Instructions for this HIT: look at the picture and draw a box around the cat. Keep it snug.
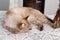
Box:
[3,7,57,33]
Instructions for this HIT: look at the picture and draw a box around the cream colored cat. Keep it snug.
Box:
[3,7,57,33]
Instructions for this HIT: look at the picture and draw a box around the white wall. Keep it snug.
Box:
[0,0,9,10]
[44,0,59,16]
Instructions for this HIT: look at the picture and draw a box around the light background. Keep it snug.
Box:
[0,0,60,40]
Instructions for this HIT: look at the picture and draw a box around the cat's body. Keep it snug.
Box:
[3,7,57,33]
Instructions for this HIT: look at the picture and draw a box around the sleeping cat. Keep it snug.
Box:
[3,7,57,33]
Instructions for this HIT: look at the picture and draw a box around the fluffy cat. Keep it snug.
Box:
[3,7,57,33]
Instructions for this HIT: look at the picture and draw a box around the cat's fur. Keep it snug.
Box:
[3,7,57,33]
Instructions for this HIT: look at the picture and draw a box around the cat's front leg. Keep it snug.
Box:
[36,20,43,31]
[27,15,43,31]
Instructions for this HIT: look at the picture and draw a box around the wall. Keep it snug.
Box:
[9,0,23,9]
[0,0,9,11]
[44,0,59,16]
[0,0,59,17]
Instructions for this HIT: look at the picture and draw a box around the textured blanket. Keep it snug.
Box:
[0,11,60,40]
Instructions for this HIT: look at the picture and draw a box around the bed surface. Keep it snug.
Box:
[0,11,60,40]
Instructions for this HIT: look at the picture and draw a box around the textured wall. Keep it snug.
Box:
[0,0,9,11]
[9,0,23,9]
[44,0,59,16]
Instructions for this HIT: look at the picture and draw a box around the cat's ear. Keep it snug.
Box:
[53,8,60,22]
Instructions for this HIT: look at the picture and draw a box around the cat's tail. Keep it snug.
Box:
[46,16,54,23]
[45,16,57,28]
